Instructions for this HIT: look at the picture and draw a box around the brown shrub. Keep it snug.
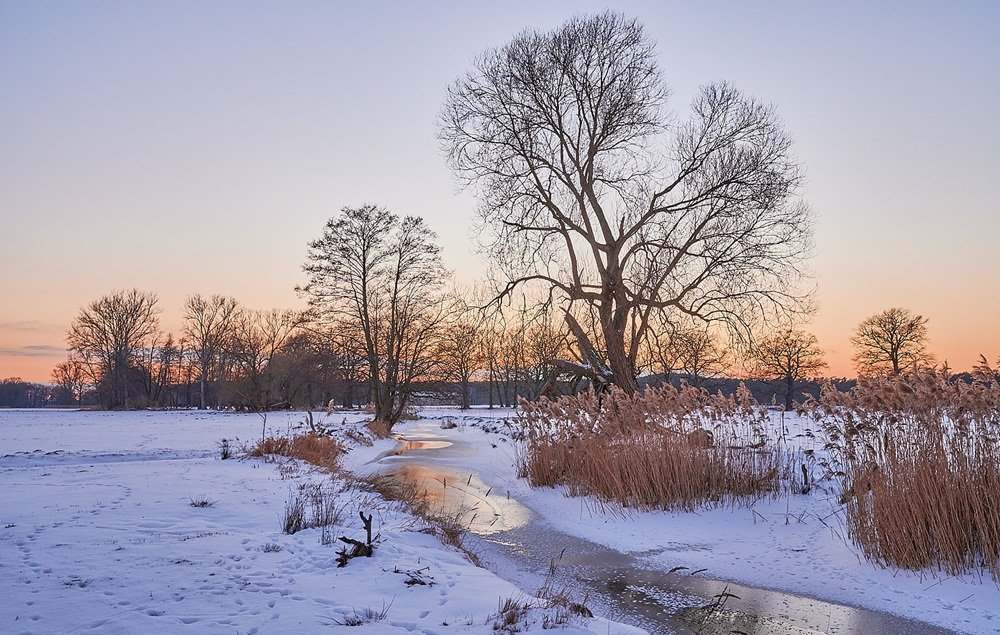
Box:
[517,384,786,512]
[250,432,343,471]
[808,367,1000,576]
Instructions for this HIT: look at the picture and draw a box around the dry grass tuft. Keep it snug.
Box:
[808,366,1000,576]
[367,418,393,439]
[282,482,350,534]
[490,597,533,634]
[250,432,343,470]
[518,384,786,512]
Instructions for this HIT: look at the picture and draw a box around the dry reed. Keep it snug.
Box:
[249,432,343,471]
[808,365,1000,576]
[518,384,786,512]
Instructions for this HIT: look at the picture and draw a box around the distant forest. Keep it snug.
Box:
[0,372,856,411]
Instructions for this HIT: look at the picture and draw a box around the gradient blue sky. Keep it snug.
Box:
[2,1,998,380]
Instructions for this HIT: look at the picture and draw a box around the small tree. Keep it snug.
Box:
[301,205,447,432]
[851,308,933,376]
[52,356,90,406]
[438,305,485,410]
[183,294,240,409]
[656,327,729,388]
[229,308,303,410]
[753,328,827,410]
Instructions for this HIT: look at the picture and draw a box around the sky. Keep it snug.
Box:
[1,1,998,381]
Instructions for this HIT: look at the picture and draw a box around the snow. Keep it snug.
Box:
[4,406,999,634]
[0,409,641,635]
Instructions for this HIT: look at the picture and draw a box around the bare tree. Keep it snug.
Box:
[301,205,447,431]
[67,289,160,409]
[229,308,304,410]
[183,294,240,409]
[667,328,729,388]
[440,12,812,392]
[752,328,827,410]
[438,303,486,410]
[134,330,181,407]
[52,356,90,406]
[851,308,933,376]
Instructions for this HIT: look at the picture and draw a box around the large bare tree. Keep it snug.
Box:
[301,205,447,431]
[440,12,812,391]
[67,289,160,408]
[752,328,827,410]
[851,308,933,376]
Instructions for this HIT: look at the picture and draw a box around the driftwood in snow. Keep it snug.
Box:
[336,511,374,567]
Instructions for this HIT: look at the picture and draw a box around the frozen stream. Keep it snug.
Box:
[373,422,956,635]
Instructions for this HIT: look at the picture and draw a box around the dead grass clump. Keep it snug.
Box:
[518,384,785,511]
[367,418,393,439]
[282,482,349,534]
[345,427,374,447]
[326,600,392,627]
[250,432,343,470]
[283,494,306,534]
[808,365,1000,576]
[189,495,217,508]
[490,597,533,634]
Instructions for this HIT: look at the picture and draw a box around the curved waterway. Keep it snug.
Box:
[373,422,955,635]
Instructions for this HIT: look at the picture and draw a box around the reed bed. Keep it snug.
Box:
[249,432,344,471]
[517,384,787,512]
[808,366,1000,576]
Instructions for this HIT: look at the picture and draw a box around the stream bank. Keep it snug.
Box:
[366,420,957,635]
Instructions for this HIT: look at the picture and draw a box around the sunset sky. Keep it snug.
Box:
[2,1,998,382]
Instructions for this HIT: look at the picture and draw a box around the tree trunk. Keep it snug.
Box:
[460,377,470,410]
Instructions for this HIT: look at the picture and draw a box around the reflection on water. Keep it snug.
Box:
[386,463,532,535]
[398,439,452,452]
[377,424,955,635]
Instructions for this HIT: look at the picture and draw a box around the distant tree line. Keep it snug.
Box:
[0,378,58,408]
[41,218,969,427]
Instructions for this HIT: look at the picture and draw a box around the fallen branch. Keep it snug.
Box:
[336,511,375,567]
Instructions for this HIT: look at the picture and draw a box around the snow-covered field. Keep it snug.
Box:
[0,408,640,635]
[3,407,999,634]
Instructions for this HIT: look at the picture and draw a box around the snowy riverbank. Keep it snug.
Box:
[0,408,640,635]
